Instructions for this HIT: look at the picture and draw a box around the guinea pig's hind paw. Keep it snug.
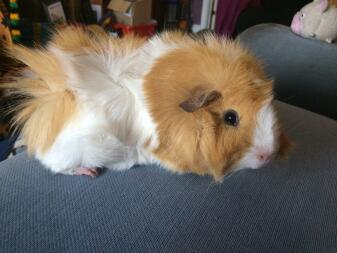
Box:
[74,167,100,178]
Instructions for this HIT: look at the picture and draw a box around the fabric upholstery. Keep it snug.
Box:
[0,101,336,253]
[239,24,337,120]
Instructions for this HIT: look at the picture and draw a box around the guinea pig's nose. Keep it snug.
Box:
[256,152,272,163]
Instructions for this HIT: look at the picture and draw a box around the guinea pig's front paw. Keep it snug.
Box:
[74,167,101,178]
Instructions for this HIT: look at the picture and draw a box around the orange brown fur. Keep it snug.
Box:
[144,35,273,179]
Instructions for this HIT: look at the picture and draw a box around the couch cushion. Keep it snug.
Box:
[239,24,337,120]
[0,101,336,252]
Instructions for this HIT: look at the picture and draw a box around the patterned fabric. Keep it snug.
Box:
[0,101,336,252]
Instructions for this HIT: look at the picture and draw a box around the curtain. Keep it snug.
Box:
[215,0,261,36]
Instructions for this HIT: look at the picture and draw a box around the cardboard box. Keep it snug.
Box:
[108,0,152,26]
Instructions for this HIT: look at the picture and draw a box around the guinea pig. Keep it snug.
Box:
[291,0,337,43]
[2,27,290,181]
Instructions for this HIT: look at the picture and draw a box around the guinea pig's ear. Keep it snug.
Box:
[315,0,329,12]
[180,87,222,112]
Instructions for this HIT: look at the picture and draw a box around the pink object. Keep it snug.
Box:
[74,167,100,177]
[215,0,261,36]
[318,0,329,12]
[256,151,272,163]
[291,12,302,35]
[290,0,337,43]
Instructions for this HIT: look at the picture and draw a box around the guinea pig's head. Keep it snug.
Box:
[144,34,291,180]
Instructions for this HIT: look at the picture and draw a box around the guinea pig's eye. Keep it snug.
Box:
[223,110,239,127]
[301,12,305,18]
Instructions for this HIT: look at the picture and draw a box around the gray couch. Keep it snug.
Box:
[239,24,337,120]
[0,24,336,252]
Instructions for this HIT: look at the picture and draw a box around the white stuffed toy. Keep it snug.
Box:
[291,0,337,43]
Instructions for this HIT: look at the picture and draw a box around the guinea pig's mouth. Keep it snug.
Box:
[253,152,276,168]
[228,148,276,173]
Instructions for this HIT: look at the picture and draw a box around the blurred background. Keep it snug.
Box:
[0,0,312,46]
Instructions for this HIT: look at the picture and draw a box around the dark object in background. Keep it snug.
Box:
[80,0,97,24]
[234,0,312,36]
[42,0,66,24]
[20,18,54,47]
[9,0,51,46]
[154,0,191,32]
[215,0,261,37]
[19,0,47,22]
[0,1,11,47]
[177,0,191,31]
[0,0,7,16]
[6,0,96,25]
[163,0,179,30]
[0,133,18,161]
[151,0,164,30]
[262,0,310,9]
[0,2,14,74]
[63,0,96,24]
[8,0,21,42]
[4,0,97,46]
